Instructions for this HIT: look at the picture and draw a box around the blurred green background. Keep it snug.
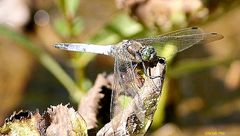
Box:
[0,0,240,135]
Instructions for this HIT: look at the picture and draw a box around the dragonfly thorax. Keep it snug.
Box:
[124,40,157,62]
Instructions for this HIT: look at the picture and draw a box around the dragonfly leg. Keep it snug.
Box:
[141,62,148,76]
[142,58,165,79]
[137,60,163,79]
[149,75,163,79]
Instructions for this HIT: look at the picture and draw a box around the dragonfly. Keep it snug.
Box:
[54,27,223,135]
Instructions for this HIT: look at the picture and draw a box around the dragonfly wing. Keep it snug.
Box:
[134,27,223,52]
[110,47,145,134]
[99,57,166,136]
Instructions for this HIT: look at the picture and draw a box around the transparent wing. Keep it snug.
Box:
[110,47,145,133]
[134,27,224,52]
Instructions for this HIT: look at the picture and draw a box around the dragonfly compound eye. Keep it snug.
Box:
[141,46,157,61]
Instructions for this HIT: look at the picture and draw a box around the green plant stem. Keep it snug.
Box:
[169,57,235,78]
[0,25,83,102]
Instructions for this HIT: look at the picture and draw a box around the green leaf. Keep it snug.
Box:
[156,43,177,62]
[54,18,71,37]
[109,14,143,37]
[57,0,80,17]
[73,17,84,35]
[57,0,66,13]
[90,28,121,44]
[66,0,80,17]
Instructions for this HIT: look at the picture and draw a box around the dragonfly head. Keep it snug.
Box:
[141,46,157,62]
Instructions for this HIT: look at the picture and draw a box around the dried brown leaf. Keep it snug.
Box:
[46,104,87,136]
[0,104,87,136]
[78,73,112,129]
